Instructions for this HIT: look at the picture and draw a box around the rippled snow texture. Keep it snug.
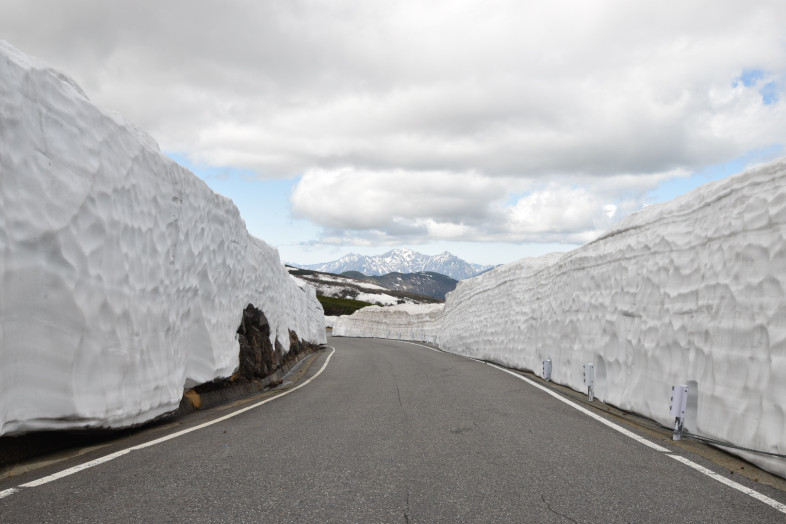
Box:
[0,42,325,435]
[334,160,786,477]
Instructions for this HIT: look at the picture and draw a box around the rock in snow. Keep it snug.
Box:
[0,41,325,436]
[335,159,786,478]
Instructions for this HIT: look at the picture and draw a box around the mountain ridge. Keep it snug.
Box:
[293,248,492,280]
[341,270,458,300]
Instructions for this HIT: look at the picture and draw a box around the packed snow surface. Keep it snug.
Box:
[334,159,786,478]
[0,42,325,435]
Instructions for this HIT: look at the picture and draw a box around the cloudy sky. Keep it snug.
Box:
[2,1,785,265]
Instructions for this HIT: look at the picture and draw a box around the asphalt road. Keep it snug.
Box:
[1,336,785,523]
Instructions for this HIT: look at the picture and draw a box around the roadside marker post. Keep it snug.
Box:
[584,363,595,402]
[542,359,552,381]
[670,384,688,441]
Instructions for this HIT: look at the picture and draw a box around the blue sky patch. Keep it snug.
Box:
[734,69,766,88]
[732,69,780,105]
[165,152,317,248]
[649,144,783,204]
[760,81,779,105]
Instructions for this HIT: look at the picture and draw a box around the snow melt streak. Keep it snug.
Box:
[0,42,325,435]
[335,161,786,477]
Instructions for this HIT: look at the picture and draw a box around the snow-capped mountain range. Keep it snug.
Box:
[294,249,493,280]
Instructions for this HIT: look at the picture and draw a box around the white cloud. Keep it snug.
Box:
[2,0,786,247]
[291,166,684,245]
[506,187,603,234]
[291,168,505,229]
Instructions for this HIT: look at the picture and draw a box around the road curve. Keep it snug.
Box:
[1,337,785,523]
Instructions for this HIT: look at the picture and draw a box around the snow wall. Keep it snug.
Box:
[0,41,326,436]
[333,303,443,342]
[334,159,786,478]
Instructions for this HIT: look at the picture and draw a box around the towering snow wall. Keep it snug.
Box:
[0,41,325,436]
[332,303,443,342]
[334,159,786,477]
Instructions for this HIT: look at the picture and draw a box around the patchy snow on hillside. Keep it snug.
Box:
[355,292,399,305]
[307,273,389,291]
[0,41,325,436]
[334,158,786,478]
[287,267,436,307]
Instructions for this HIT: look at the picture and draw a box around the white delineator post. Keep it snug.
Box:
[543,359,552,382]
[584,363,595,402]
[670,384,689,441]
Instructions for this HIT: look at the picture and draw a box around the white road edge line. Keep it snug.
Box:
[352,340,786,515]
[484,362,670,453]
[400,340,443,353]
[669,455,786,514]
[0,488,19,499]
[400,341,662,449]
[6,347,336,495]
[481,359,786,516]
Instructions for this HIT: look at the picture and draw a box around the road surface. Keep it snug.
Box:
[1,336,785,522]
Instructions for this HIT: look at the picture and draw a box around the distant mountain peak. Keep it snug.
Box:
[294,249,492,280]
